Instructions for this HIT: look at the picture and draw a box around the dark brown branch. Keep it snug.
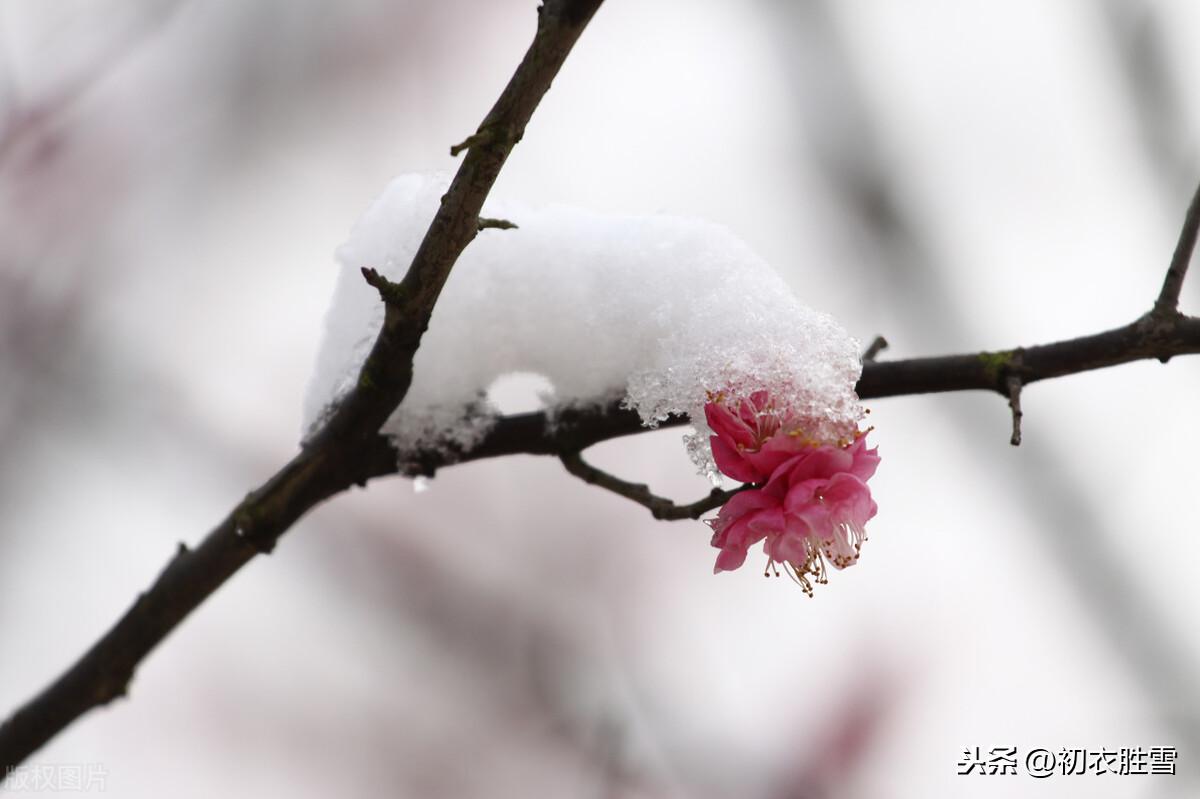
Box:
[335,0,603,443]
[433,193,1188,469]
[559,451,743,520]
[360,266,405,306]
[367,311,1200,481]
[449,128,499,157]
[862,335,888,362]
[0,0,605,770]
[1154,180,1200,316]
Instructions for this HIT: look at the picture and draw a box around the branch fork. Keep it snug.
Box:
[360,266,407,307]
[450,123,521,157]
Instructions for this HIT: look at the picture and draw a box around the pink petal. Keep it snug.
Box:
[743,435,808,479]
[709,490,783,572]
[710,435,762,484]
[785,445,854,484]
[713,515,766,566]
[714,546,749,573]
[716,486,777,521]
[737,393,769,428]
[787,500,834,541]
[847,438,881,482]
[746,506,785,539]
[724,508,773,552]
[768,528,811,565]
[822,473,878,527]
[761,453,807,496]
[782,478,822,515]
[709,491,775,549]
[705,402,755,449]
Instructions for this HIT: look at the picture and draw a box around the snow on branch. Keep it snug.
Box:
[304,174,865,477]
[375,301,1200,483]
[304,173,883,588]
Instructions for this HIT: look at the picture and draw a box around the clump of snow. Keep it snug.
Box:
[304,174,864,475]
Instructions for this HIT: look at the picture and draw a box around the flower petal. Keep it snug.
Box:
[714,545,749,573]
[746,506,785,539]
[785,445,854,484]
[743,435,809,479]
[713,509,773,572]
[716,486,776,522]
[786,499,834,542]
[710,435,761,484]
[705,401,755,449]
[768,527,811,566]
[781,477,821,514]
[822,473,877,527]
[847,438,881,482]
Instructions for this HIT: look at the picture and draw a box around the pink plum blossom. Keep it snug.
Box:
[705,391,879,595]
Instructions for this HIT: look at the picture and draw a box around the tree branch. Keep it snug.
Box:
[0,0,605,770]
[478,217,519,231]
[370,205,1200,481]
[558,451,743,520]
[862,335,888,363]
[1006,374,1024,446]
[1154,180,1200,316]
[369,310,1200,481]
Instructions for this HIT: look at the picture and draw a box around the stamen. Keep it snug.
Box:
[782,560,813,596]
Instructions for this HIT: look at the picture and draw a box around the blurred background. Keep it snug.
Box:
[1,1,1198,796]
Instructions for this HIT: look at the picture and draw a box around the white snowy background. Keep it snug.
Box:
[1,1,1198,797]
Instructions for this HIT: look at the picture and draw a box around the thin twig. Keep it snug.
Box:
[478,217,519,231]
[862,335,888,362]
[559,451,743,520]
[1154,180,1200,316]
[1006,375,1023,446]
[360,266,405,306]
[450,127,503,157]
